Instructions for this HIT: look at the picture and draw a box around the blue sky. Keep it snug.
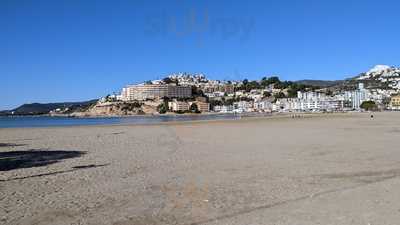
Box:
[1,0,400,110]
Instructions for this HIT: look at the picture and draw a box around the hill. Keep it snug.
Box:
[295,79,344,87]
[0,100,98,116]
[327,65,400,92]
[354,65,400,90]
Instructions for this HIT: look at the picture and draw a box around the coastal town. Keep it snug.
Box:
[3,64,400,117]
[86,65,400,116]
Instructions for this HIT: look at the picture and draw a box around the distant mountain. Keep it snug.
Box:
[0,100,98,116]
[0,110,10,116]
[295,79,344,87]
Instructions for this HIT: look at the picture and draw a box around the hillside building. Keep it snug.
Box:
[390,95,400,110]
[168,101,190,112]
[121,84,192,101]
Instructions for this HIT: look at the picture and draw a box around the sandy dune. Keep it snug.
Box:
[1,112,400,225]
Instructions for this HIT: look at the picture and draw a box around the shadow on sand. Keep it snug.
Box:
[0,163,109,182]
[0,149,86,171]
[0,143,27,148]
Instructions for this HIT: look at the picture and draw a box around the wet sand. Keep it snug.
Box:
[1,112,400,225]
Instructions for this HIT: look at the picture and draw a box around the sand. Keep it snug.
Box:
[1,112,400,225]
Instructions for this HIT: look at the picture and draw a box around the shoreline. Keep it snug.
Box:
[0,111,379,130]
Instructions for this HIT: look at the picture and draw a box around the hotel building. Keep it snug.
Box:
[194,101,210,112]
[121,84,192,101]
[168,101,190,112]
[168,100,210,112]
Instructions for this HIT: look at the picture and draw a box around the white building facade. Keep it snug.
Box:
[121,84,192,101]
[344,83,370,110]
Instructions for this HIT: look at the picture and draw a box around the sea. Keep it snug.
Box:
[0,114,243,128]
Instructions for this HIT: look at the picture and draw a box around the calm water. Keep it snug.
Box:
[0,114,241,128]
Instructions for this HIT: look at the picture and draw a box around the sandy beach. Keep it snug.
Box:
[1,112,400,225]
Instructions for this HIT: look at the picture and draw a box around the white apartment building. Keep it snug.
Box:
[344,83,370,109]
[205,91,225,98]
[297,91,326,100]
[213,105,234,113]
[192,101,210,112]
[296,90,344,111]
[121,84,192,101]
[233,101,253,113]
[253,100,273,112]
[168,101,190,112]
[276,98,344,112]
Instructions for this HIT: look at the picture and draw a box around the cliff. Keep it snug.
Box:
[68,101,160,117]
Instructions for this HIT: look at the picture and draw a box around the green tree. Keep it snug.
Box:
[163,77,173,84]
[209,100,223,111]
[224,98,236,106]
[260,76,280,87]
[191,86,205,97]
[247,81,261,90]
[360,101,378,111]
[274,92,286,99]
[274,81,292,89]
[263,92,272,98]
[190,103,200,113]
[157,102,168,114]
[286,87,299,98]
[268,76,280,84]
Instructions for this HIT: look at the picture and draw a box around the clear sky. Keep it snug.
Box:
[1,0,400,110]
